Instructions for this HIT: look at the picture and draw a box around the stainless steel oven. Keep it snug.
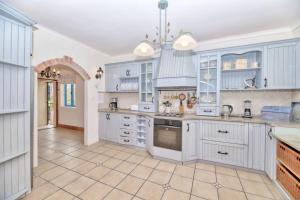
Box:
[154,118,182,151]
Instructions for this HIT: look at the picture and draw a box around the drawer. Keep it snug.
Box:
[277,163,300,200]
[120,129,136,137]
[202,140,248,167]
[139,104,155,112]
[120,121,136,130]
[119,136,135,145]
[277,142,300,178]
[120,114,137,123]
[197,106,219,116]
[201,121,248,145]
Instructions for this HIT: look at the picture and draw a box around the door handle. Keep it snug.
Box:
[187,123,190,132]
[264,78,268,88]
[267,128,272,140]
[126,70,130,77]
[123,123,130,127]
[218,130,228,134]
[148,119,150,127]
[217,151,228,155]
[116,84,119,91]
[107,113,110,120]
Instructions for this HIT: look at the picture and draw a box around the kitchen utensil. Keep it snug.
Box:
[243,100,252,118]
[178,93,186,114]
[109,98,118,111]
[222,105,233,118]
[291,102,300,122]
[244,75,256,89]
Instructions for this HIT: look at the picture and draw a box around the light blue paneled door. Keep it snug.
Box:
[0,11,33,200]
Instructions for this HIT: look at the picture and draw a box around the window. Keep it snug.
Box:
[63,83,76,107]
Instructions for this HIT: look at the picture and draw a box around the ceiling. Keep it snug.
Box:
[3,0,300,56]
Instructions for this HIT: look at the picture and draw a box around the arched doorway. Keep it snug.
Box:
[34,56,91,166]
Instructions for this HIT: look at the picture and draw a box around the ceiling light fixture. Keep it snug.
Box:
[133,0,197,57]
[40,67,61,79]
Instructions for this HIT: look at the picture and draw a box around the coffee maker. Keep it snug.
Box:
[109,98,118,111]
[243,100,252,118]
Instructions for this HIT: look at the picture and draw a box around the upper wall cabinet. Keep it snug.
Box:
[263,41,300,89]
[139,59,157,112]
[105,62,139,92]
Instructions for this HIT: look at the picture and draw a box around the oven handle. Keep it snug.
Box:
[155,125,182,129]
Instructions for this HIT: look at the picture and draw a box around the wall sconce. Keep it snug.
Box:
[95,67,104,79]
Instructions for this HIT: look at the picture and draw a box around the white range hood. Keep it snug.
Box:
[154,45,196,88]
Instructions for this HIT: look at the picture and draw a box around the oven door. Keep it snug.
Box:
[154,125,182,151]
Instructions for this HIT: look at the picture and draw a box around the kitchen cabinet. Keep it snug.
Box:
[146,116,154,154]
[248,123,266,171]
[139,60,157,112]
[105,64,121,92]
[119,62,139,78]
[182,120,198,162]
[99,112,119,143]
[196,52,221,116]
[265,126,277,180]
[263,42,298,89]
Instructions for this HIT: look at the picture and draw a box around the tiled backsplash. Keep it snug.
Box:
[99,90,300,116]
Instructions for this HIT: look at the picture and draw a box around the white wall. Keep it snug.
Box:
[37,79,47,127]
[58,69,85,128]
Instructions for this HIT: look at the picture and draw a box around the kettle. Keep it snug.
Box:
[222,105,233,117]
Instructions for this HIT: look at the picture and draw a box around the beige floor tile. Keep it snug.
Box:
[241,179,273,199]
[218,187,247,200]
[79,152,98,160]
[169,175,193,193]
[196,162,216,172]
[117,175,145,195]
[266,183,285,200]
[50,170,81,188]
[113,151,132,160]
[135,150,150,157]
[114,161,136,174]
[148,169,172,185]
[155,161,176,173]
[73,162,97,174]
[103,158,122,169]
[192,180,218,200]
[79,182,113,200]
[90,154,110,164]
[61,146,80,154]
[217,174,243,191]
[100,170,126,187]
[141,158,160,168]
[24,183,59,200]
[246,193,274,200]
[260,175,273,185]
[51,154,73,165]
[44,189,75,200]
[216,166,237,177]
[61,158,85,169]
[33,161,56,176]
[136,181,164,200]
[194,169,216,183]
[92,146,110,154]
[130,165,153,179]
[174,165,195,179]
[185,162,196,168]
[104,189,133,200]
[33,176,46,188]
[68,149,88,157]
[190,195,206,200]
[127,154,146,164]
[237,170,264,182]
[162,189,190,200]
[103,149,120,157]
[64,176,96,196]
[85,165,111,180]
[40,166,68,181]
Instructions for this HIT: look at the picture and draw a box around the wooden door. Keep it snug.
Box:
[0,13,33,199]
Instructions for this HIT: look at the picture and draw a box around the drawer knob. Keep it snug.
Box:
[124,124,130,127]
[124,139,130,142]
[124,131,130,135]
[204,109,212,113]
[217,151,228,155]
[124,116,130,119]
[218,130,228,134]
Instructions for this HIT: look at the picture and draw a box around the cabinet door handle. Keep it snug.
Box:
[108,113,110,120]
[152,96,154,103]
[105,113,108,120]
[187,123,190,132]
[264,78,268,88]
[218,130,228,134]
[124,139,130,143]
[148,119,150,127]
[217,151,228,155]
[123,131,130,135]
[123,123,130,127]
[144,106,149,110]
[126,70,130,77]
[116,84,119,91]
[124,116,130,119]
[204,109,212,113]
[267,128,272,140]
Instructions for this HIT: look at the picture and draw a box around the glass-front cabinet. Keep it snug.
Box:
[196,53,221,116]
[139,60,157,112]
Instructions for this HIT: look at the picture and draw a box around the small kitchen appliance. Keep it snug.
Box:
[290,102,300,122]
[243,100,252,118]
[222,105,233,118]
[109,98,118,111]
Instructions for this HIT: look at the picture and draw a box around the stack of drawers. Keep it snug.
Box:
[201,120,248,167]
[276,142,300,200]
[119,114,137,145]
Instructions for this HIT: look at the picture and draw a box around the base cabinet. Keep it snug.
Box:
[265,126,276,180]
[146,117,154,154]
[99,112,119,143]
[182,121,198,162]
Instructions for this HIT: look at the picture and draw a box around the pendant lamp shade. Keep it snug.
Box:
[133,40,155,57]
[173,33,197,51]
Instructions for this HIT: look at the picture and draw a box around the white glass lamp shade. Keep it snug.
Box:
[173,33,198,51]
[133,40,155,57]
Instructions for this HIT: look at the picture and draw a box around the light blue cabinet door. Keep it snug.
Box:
[182,121,198,161]
[105,65,120,92]
[296,42,300,88]
[119,63,139,78]
[264,42,297,89]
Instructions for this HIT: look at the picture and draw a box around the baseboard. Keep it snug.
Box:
[57,124,84,131]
